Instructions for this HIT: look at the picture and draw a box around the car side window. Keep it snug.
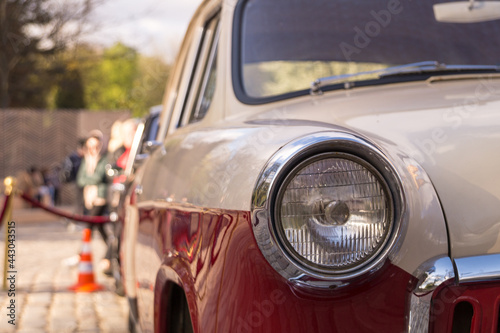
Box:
[178,14,220,127]
[190,44,218,123]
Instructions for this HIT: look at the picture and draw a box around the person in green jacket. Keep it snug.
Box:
[77,130,110,268]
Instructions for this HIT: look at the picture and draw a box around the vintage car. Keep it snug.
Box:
[121,0,500,332]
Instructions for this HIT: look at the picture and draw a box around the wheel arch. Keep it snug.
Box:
[155,262,198,333]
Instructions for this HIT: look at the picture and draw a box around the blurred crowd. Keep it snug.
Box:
[15,118,138,210]
[16,165,63,207]
[14,118,139,274]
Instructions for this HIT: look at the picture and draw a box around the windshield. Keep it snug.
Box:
[236,0,500,101]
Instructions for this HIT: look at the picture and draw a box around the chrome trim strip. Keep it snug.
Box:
[125,122,145,176]
[412,256,456,296]
[408,295,432,333]
[251,131,406,288]
[455,253,500,283]
[408,256,455,333]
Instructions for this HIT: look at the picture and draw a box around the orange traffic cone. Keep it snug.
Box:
[69,228,104,292]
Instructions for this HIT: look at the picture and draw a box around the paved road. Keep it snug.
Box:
[0,219,129,333]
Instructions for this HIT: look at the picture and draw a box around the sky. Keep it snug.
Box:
[83,0,202,63]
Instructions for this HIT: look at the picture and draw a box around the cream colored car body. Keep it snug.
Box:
[124,0,500,331]
[148,0,500,267]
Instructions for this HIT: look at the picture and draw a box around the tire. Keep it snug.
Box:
[128,312,137,333]
[128,297,139,333]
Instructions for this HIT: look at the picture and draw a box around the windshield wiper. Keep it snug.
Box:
[310,61,500,95]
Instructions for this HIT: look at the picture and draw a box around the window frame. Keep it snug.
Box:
[189,33,219,124]
[159,2,221,139]
[231,0,308,106]
[178,15,221,127]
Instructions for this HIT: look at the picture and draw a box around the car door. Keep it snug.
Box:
[134,4,221,331]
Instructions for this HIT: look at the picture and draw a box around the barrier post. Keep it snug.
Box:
[2,177,15,291]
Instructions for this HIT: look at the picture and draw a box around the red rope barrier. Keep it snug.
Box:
[19,193,111,224]
[0,194,12,229]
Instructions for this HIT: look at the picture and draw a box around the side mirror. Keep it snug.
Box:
[142,140,162,155]
[133,153,149,169]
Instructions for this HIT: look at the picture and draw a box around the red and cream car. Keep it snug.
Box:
[122,0,500,332]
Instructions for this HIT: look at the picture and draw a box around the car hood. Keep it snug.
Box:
[252,75,500,259]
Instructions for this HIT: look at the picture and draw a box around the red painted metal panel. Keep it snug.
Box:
[139,206,415,333]
[431,282,500,333]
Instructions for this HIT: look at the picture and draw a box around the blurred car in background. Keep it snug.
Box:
[106,105,162,295]
[122,0,500,332]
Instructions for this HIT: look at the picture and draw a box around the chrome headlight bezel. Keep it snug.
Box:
[251,132,406,288]
[274,151,395,275]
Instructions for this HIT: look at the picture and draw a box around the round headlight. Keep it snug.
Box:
[275,152,393,274]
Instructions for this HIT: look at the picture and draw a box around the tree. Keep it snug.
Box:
[84,42,139,111]
[130,54,171,116]
[0,0,101,109]
[82,42,171,116]
[55,67,85,109]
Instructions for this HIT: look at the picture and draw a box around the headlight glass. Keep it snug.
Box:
[276,153,393,273]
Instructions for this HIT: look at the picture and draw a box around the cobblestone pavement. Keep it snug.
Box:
[0,219,129,333]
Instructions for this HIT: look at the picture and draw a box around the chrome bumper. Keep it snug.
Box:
[408,253,500,332]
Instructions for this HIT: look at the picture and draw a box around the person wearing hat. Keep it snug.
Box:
[77,130,110,270]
